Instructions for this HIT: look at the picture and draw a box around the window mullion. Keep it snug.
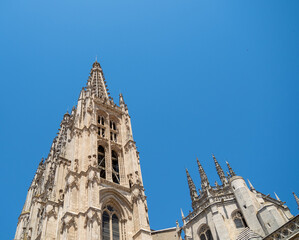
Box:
[110,214,113,240]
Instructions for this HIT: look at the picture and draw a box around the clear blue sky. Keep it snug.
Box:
[0,0,298,239]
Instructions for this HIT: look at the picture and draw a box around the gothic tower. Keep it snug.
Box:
[14,61,153,240]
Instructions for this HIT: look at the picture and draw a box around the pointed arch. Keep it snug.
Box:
[112,214,120,240]
[100,188,133,219]
[231,210,247,229]
[109,115,119,143]
[198,224,213,240]
[111,150,120,184]
[98,145,106,179]
[102,211,110,240]
[101,199,125,240]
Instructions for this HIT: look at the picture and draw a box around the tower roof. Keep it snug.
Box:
[87,60,110,99]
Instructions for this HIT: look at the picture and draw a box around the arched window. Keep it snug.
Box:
[110,120,117,142]
[102,211,110,240]
[111,151,120,184]
[98,145,106,179]
[199,225,213,240]
[232,211,247,229]
[112,214,120,240]
[98,115,105,138]
[102,205,120,240]
[98,115,105,125]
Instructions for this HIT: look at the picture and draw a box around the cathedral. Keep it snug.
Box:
[14,61,299,240]
[179,158,299,240]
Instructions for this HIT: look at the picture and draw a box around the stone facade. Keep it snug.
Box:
[178,156,298,240]
[14,61,152,240]
[151,228,178,240]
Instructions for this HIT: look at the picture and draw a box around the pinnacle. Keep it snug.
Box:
[87,60,109,99]
[247,179,255,190]
[226,161,236,177]
[92,59,101,69]
[181,208,185,219]
[293,192,299,209]
[212,154,227,185]
[185,168,199,205]
[196,157,210,190]
[274,192,281,201]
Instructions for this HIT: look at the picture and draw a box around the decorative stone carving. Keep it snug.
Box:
[59,189,64,201]
[135,171,141,185]
[86,170,100,188]
[46,205,57,219]
[60,215,77,234]
[65,174,78,191]
[15,61,155,240]
[127,173,133,188]
[84,210,101,228]
[92,154,97,167]
[74,159,78,172]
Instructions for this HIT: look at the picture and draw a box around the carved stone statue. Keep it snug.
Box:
[59,189,64,201]
[74,159,78,172]
[135,171,141,185]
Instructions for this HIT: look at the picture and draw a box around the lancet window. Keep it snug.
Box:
[98,115,105,138]
[111,151,120,184]
[198,225,213,240]
[98,145,106,179]
[102,205,120,240]
[232,211,247,229]
[110,120,117,142]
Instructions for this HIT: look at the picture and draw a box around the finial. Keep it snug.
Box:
[180,208,185,219]
[119,93,125,107]
[176,220,180,229]
[274,192,281,201]
[95,55,97,62]
[226,161,236,177]
[185,168,199,205]
[212,154,227,185]
[293,192,299,210]
[196,157,210,191]
[247,179,255,190]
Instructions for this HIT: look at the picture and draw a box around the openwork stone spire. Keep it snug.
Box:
[212,154,227,185]
[186,169,199,205]
[87,60,110,99]
[293,192,299,210]
[226,161,236,177]
[196,158,210,191]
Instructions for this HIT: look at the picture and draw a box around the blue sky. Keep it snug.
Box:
[0,0,298,238]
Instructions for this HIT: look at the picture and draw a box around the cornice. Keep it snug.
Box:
[61,206,102,220]
[132,228,152,240]
[94,97,124,115]
[184,193,236,224]
[65,166,131,193]
[100,178,131,193]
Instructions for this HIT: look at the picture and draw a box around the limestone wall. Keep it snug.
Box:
[151,228,178,240]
